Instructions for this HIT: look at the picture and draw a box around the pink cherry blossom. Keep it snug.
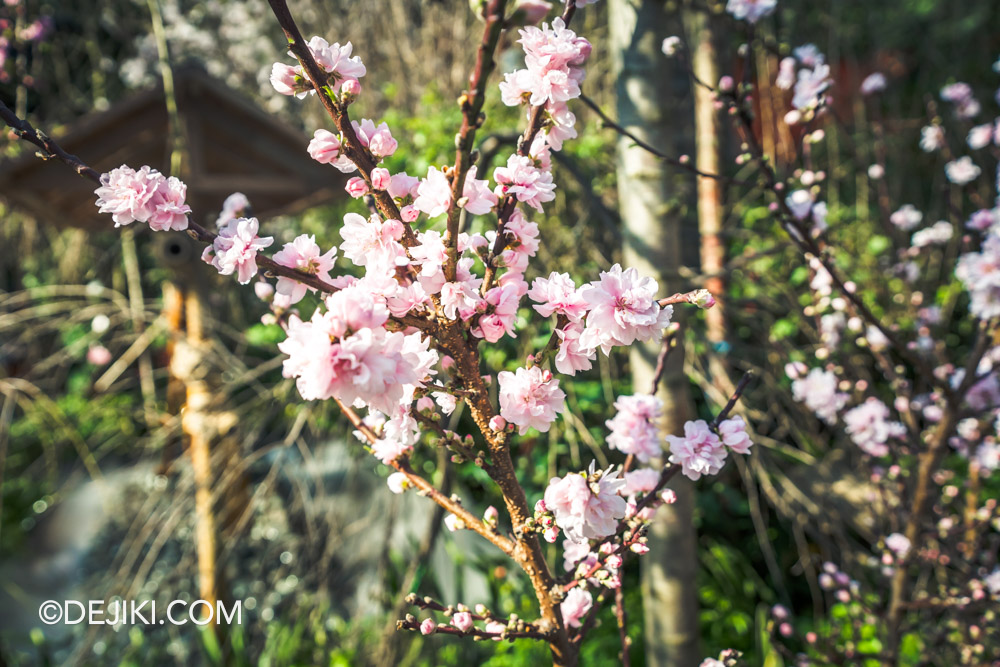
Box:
[371,167,390,190]
[420,618,436,635]
[94,165,191,230]
[578,264,673,354]
[498,366,566,434]
[860,72,887,95]
[307,129,355,172]
[500,18,590,108]
[339,212,408,270]
[560,587,592,629]
[204,217,273,284]
[528,272,589,321]
[562,538,594,572]
[87,345,112,366]
[957,231,1000,319]
[666,420,728,481]
[544,461,627,542]
[945,156,981,185]
[272,234,336,305]
[413,166,453,218]
[345,176,369,198]
[622,468,660,497]
[270,62,303,96]
[306,37,366,82]
[843,398,905,457]
[216,192,250,228]
[554,322,595,375]
[792,63,832,112]
[791,367,847,424]
[388,172,420,200]
[451,611,473,632]
[350,118,396,158]
[890,204,923,231]
[473,282,522,342]
[606,394,664,462]
[717,416,753,455]
[461,165,499,215]
[493,154,556,212]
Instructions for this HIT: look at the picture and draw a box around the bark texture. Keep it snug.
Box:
[609,1,701,665]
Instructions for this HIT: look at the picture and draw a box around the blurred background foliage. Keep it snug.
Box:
[1,0,999,665]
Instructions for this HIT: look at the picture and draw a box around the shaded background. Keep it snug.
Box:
[1,0,999,665]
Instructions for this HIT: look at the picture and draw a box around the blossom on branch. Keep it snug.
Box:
[578,264,674,355]
[203,217,273,284]
[94,165,191,230]
[544,461,627,542]
[498,366,565,434]
[666,420,728,481]
[606,394,664,462]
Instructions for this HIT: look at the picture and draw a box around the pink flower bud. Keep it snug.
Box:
[340,78,361,98]
[270,62,300,96]
[534,498,547,513]
[451,611,473,633]
[254,281,274,301]
[805,632,817,644]
[718,75,735,92]
[629,543,649,555]
[345,177,369,198]
[416,396,434,413]
[371,167,391,190]
[489,415,507,431]
[420,618,436,635]
[307,129,342,164]
[484,505,499,526]
[689,289,716,309]
[599,542,615,555]
[660,489,677,504]
[368,125,398,158]
[400,204,419,222]
[606,554,623,569]
[543,526,559,543]
[779,622,793,637]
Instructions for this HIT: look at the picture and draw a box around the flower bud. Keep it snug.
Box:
[371,167,391,190]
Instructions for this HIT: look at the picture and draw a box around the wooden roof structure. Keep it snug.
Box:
[0,65,343,231]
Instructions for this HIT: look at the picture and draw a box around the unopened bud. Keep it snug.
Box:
[689,289,716,309]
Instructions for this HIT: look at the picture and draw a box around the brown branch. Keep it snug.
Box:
[331,396,515,556]
[1,98,101,182]
[264,0,415,245]
[481,0,581,295]
[578,94,736,182]
[615,586,630,667]
[445,0,509,281]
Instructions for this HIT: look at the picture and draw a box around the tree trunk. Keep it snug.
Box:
[609,1,701,666]
[684,7,730,396]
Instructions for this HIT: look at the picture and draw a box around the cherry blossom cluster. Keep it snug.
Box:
[499,17,591,153]
[270,36,365,99]
[93,164,191,231]
[774,44,832,123]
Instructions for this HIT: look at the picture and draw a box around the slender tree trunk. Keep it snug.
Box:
[609,2,701,665]
[684,7,729,396]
